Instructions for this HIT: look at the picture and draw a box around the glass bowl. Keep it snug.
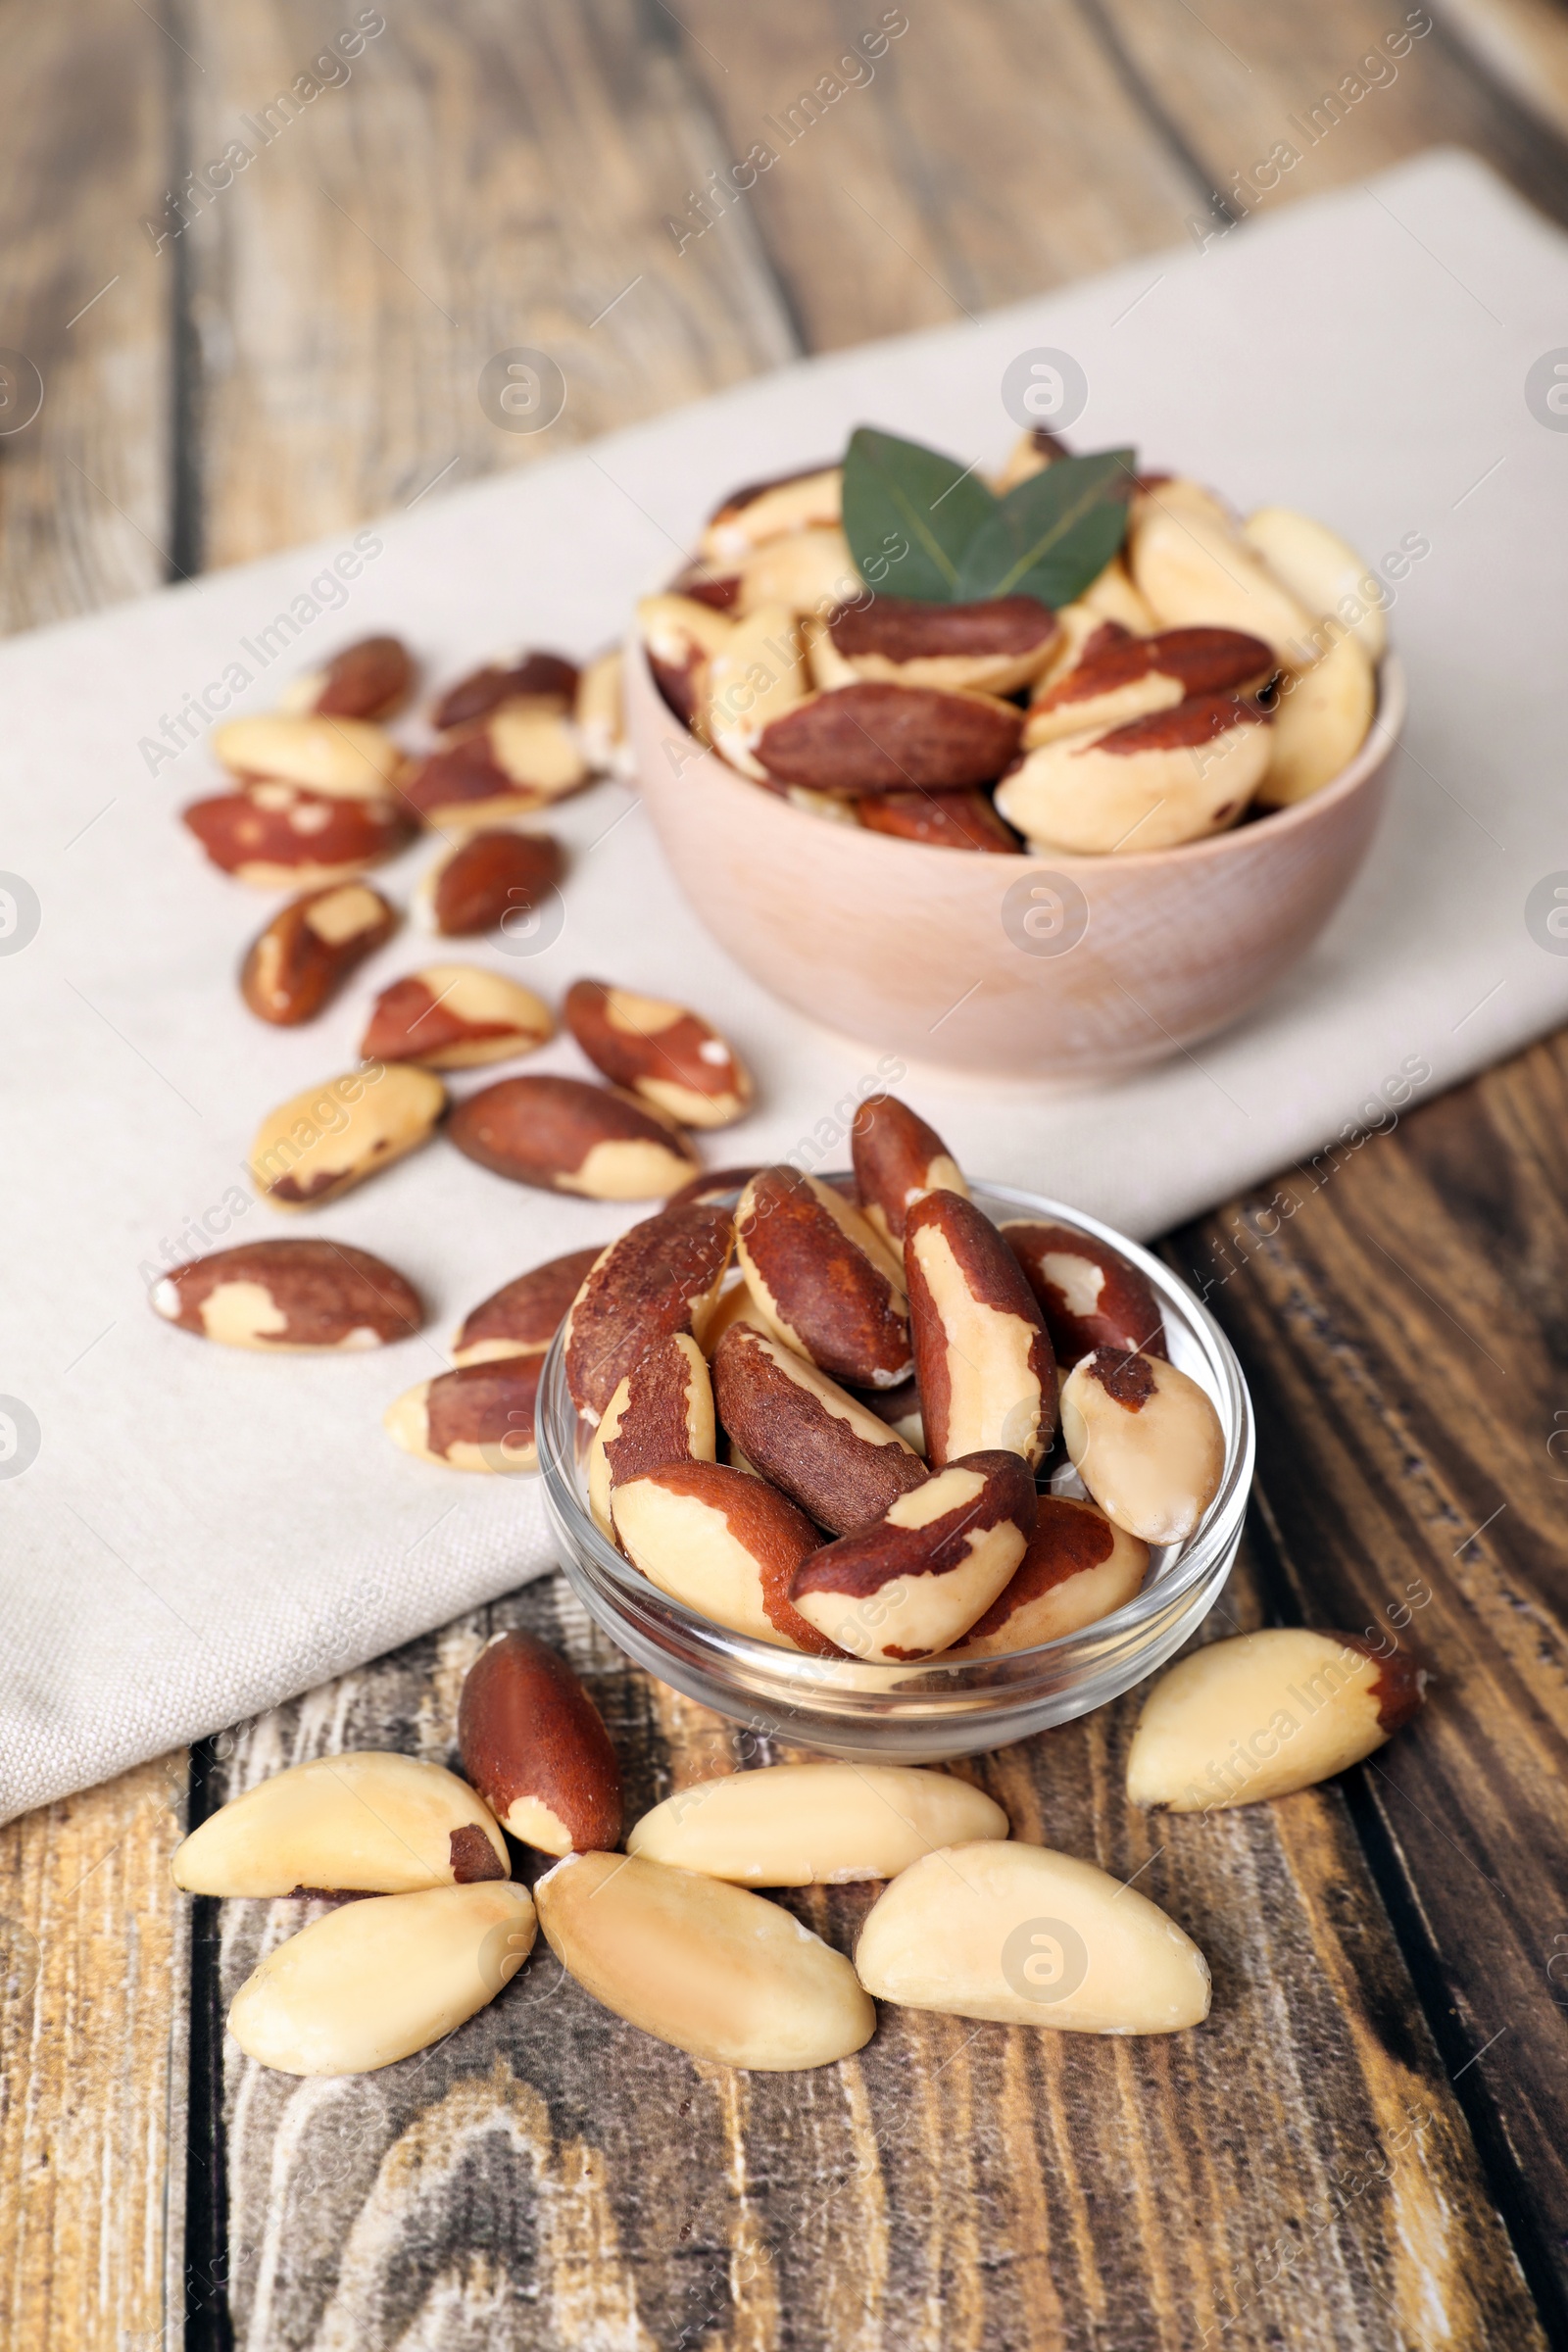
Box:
[538,1179,1253,1762]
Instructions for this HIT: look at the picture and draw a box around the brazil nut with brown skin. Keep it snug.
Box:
[565,980,752,1130]
[1002,1220,1167,1363]
[858,790,1019,855]
[385,1356,546,1473]
[809,594,1059,698]
[452,1246,604,1366]
[416,828,564,938]
[404,709,589,828]
[432,650,580,733]
[996,694,1272,856]
[587,1330,715,1537]
[183,786,414,890]
[947,1496,1150,1657]
[1060,1348,1225,1546]
[754,681,1023,794]
[251,1065,446,1209]
[851,1094,968,1246]
[240,882,397,1025]
[458,1629,623,1855]
[1022,626,1274,747]
[905,1191,1056,1469]
[360,967,553,1068]
[448,1075,699,1201]
[736,1166,911,1391]
[711,1322,927,1537]
[152,1240,421,1351]
[562,1204,733,1420]
[612,1460,842,1654]
[213,713,405,800]
[791,1450,1037,1660]
[284,634,415,721]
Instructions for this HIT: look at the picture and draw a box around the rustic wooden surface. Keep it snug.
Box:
[4,1,1568,2344]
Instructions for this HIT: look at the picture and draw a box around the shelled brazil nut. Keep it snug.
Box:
[639,422,1386,854]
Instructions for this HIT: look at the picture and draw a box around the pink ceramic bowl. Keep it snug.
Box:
[624,639,1404,1082]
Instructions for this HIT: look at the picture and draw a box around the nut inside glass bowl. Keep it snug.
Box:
[539,1178,1253,1763]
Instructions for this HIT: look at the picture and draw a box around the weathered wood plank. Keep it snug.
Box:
[0,0,173,628]
[206,1558,1542,2350]
[181,0,799,571]
[0,1752,191,2351]
[1091,0,1568,238]
[1167,1025,1568,2336]
[665,0,1201,348]
[1430,0,1568,139]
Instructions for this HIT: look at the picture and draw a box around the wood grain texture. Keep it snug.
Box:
[1167,1024,1568,2336]
[669,0,1201,346]
[0,1752,190,2351]
[202,1569,1541,2350]
[0,0,173,629]
[182,0,800,572]
[1091,0,1568,234]
[1430,0,1568,137]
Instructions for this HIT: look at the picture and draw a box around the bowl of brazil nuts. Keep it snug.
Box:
[625,424,1406,1080]
[539,1113,1253,1764]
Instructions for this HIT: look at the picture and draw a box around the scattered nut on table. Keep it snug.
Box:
[250,1063,446,1208]
[182,784,413,888]
[151,1239,421,1350]
[854,1839,1211,2034]
[534,1849,876,2072]
[279,632,416,720]
[227,1881,537,2076]
[415,827,564,937]
[628,1762,1008,1886]
[564,979,752,1129]
[360,964,553,1067]
[448,1072,699,1200]
[451,1245,604,1366]
[172,1751,508,1896]
[1125,1627,1428,1811]
[458,1629,623,1855]
[384,1356,547,1473]
[240,881,397,1026]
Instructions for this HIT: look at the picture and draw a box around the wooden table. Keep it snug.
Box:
[6,5,1568,2344]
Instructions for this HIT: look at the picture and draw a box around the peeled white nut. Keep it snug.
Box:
[733,526,858,616]
[1243,507,1388,662]
[1126,1628,1428,1812]
[172,1751,509,1895]
[703,602,808,778]
[1129,507,1314,665]
[1079,554,1159,633]
[627,1763,1007,1886]
[1129,476,1235,537]
[1060,1348,1224,1546]
[997,698,1270,856]
[228,1881,536,2076]
[212,713,405,800]
[1253,627,1376,808]
[250,1064,446,1209]
[535,1849,875,2071]
[855,1840,1210,2034]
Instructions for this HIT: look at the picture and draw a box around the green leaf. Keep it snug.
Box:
[841,426,1000,603]
[954,447,1137,607]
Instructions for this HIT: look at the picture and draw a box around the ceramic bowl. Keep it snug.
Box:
[624,638,1404,1081]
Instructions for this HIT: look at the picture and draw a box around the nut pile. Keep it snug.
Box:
[174,1610,1424,2077]
[639,426,1387,855]
[552,1091,1228,1665]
